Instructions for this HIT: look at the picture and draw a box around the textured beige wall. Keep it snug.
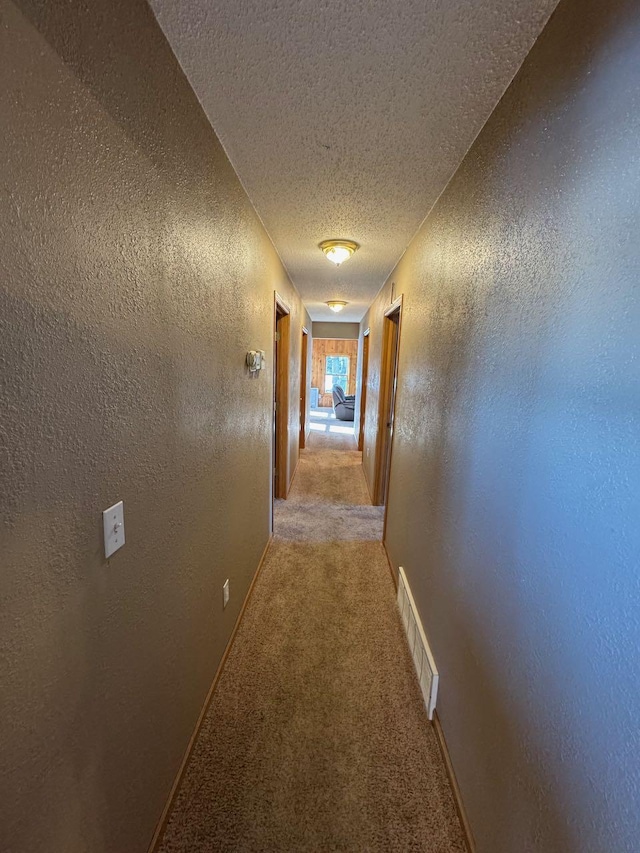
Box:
[0,1,308,851]
[362,0,640,850]
[311,322,360,340]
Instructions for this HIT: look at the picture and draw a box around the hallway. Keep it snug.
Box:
[157,430,465,852]
[3,0,639,849]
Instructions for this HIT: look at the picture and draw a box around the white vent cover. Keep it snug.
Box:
[397,567,439,720]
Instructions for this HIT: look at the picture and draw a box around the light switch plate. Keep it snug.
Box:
[223,579,230,608]
[103,501,125,558]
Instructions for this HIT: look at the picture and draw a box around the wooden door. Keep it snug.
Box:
[358,331,370,451]
[374,300,402,506]
[273,297,290,502]
[299,329,308,449]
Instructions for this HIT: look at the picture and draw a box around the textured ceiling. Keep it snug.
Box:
[151,0,557,322]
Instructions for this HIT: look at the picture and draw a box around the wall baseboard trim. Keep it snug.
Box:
[147,534,274,853]
[432,710,476,853]
[382,539,399,591]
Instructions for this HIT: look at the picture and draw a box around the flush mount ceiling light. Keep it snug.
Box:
[319,239,359,266]
[326,300,348,313]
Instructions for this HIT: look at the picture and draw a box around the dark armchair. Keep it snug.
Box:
[332,386,356,421]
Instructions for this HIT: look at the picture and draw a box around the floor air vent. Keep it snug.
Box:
[397,567,439,720]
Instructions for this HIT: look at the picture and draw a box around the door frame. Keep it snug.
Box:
[373,295,403,509]
[273,292,291,505]
[358,328,370,451]
[299,327,309,449]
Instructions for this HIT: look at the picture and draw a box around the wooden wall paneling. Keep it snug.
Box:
[311,339,359,407]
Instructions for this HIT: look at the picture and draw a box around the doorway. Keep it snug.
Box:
[309,338,358,438]
[299,328,309,449]
[373,297,402,507]
[273,294,290,503]
[358,330,370,451]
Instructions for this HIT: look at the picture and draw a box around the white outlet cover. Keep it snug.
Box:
[223,578,230,608]
[103,501,125,558]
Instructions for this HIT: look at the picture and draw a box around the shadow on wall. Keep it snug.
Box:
[1,284,271,851]
[2,1,298,851]
[400,255,577,851]
[380,0,640,850]
[13,0,214,182]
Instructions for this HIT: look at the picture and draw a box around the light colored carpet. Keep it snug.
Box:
[308,406,356,443]
[157,429,466,852]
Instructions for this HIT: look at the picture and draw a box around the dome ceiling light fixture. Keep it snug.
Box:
[319,239,359,266]
[326,300,348,313]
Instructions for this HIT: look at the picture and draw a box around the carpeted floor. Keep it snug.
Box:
[157,429,466,852]
[307,406,356,443]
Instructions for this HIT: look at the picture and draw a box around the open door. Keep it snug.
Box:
[373,297,402,507]
[299,328,309,449]
[357,330,370,451]
[273,294,290,504]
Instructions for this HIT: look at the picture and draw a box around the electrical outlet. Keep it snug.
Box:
[223,579,230,608]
